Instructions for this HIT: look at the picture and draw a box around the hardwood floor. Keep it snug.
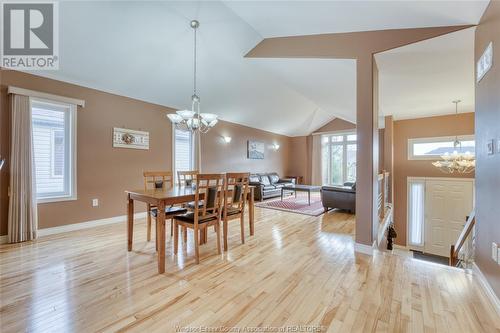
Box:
[0,208,498,332]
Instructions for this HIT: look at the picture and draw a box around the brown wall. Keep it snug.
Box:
[0,70,290,235]
[315,118,356,133]
[474,0,500,298]
[287,136,311,184]
[201,120,290,175]
[393,113,475,246]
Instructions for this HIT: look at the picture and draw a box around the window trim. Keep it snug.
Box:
[407,135,475,161]
[32,97,77,204]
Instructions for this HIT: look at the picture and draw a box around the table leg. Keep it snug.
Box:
[281,188,283,201]
[294,190,297,198]
[157,201,166,274]
[308,191,311,205]
[249,188,255,236]
[127,194,134,251]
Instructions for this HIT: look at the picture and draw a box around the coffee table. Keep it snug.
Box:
[281,184,321,205]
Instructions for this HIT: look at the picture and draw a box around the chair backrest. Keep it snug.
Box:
[177,170,199,186]
[224,172,249,216]
[143,171,174,190]
[193,173,225,225]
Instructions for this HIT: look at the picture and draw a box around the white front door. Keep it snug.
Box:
[424,180,473,257]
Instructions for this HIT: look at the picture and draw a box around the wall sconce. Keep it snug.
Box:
[222,136,232,143]
[273,144,280,151]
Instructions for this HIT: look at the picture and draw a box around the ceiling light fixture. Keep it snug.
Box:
[432,100,475,174]
[167,20,218,133]
[223,136,232,143]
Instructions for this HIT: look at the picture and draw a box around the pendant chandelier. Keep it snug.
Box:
[167,20,218,133]
[432,100,475,174]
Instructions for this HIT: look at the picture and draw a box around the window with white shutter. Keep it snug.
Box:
[173,127,193,177]
[32,98,76,202]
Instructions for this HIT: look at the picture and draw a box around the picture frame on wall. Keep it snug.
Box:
[247,140,265,159]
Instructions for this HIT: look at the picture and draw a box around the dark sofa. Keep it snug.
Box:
[249,173,295,201]
[321,182,356,213]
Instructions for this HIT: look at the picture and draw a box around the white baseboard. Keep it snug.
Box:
[0,235,7,245]
[354,242,374,255]
[472,263,500,316]
[37,212,147,237]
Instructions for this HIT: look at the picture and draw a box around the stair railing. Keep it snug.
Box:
[449,211,476,267]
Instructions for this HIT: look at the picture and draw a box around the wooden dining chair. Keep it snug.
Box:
[143,171,187,246]
[222,172,249,251]
[173,173,224,264]
[177,170,199,186]
[178,170,207,211]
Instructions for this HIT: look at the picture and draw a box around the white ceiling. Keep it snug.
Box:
[31,1,488,136]
[375,27,476,121]
[224,0,489,38]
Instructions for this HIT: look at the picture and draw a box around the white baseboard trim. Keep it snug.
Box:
[472,263,500,316]
[393,244,409,251]
[37,212,147,237]
[0,235,7,245]
[354,242,374,255]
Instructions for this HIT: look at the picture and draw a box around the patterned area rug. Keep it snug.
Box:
[255,193,325,216]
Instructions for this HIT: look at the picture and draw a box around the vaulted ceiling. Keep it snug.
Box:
[32,1,489,136]
[375,27,476,120]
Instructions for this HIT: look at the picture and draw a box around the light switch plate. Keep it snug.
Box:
[497,139,500,154]
[92,199,99,207]
[492,242,498,262]
[487,140,494,155]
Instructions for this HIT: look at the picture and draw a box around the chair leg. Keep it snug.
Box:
[183,226,187,243]
[173,220,179,255]
[199,229,204,245]
[223,219,228,251]
[155,217,158,252]
[194,226,200,264]
[215,222,221,254]
[240,214,245,244]
[170,218,173,236]
[146,204,151,242]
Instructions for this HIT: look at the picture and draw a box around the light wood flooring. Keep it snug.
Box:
[0,207,498,332]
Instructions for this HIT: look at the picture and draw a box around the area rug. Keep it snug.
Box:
[255,193,325,216]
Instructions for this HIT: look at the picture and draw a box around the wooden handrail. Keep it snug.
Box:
[449,211,475,266]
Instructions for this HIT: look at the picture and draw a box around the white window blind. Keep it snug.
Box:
[31,98,76,202]
[174,128,193,173]
[408,179,425,247]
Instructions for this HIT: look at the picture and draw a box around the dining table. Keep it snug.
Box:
[126,185,254,274]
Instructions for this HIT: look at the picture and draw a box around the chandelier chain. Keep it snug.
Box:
[193,22,197,99]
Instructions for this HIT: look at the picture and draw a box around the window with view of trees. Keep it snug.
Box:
[321,132,357,186]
